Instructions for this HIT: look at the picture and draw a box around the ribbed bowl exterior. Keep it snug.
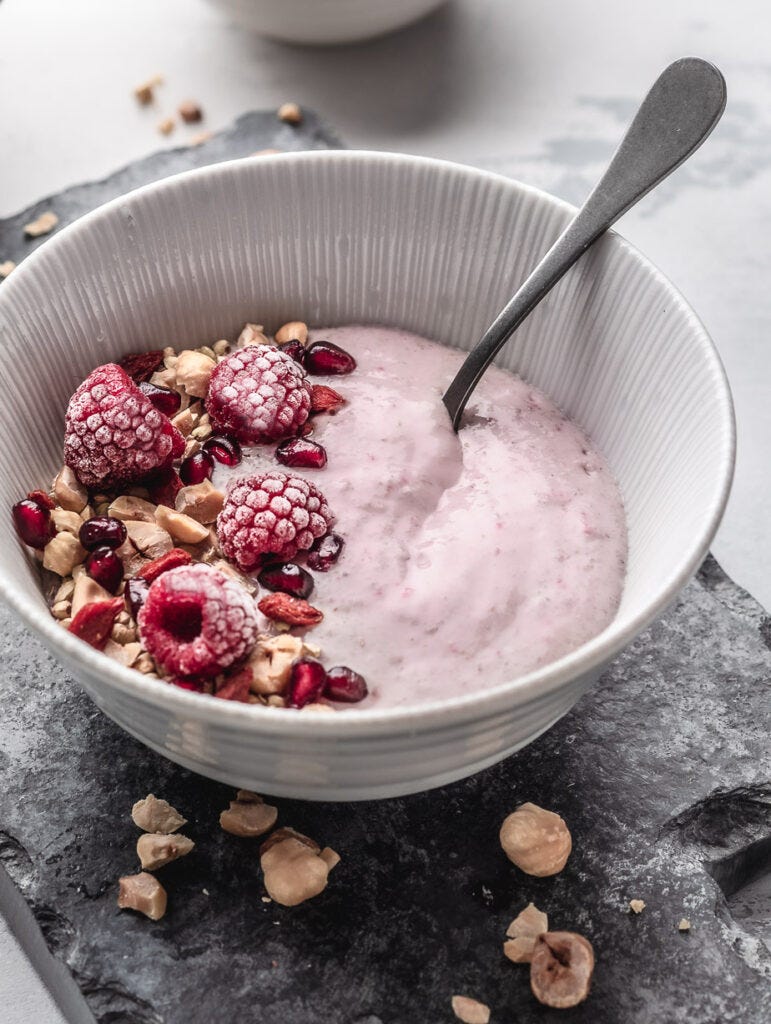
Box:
[0,152,734,800]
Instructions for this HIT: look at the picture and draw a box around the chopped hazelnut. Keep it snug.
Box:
[174,349,214,398]
[178,100,203,123]
[237,323,270,347]
[629,899,646,914]
[530,932,594,1009]
[277,102,302,125]
[248,634,304,695]
[260,836,331,907]
[274,321,308,346]
[133,74,162,105]
[43,533,86,576]
[108,495,157,523]
[117,872,167,920]
[71,573,112,618]
[124,520,173,558]
[319,847,340,871]
[24,211,59,238]
[503,901,548,963]
[52,600,71,620]
[158,117,175,136]
[51,508,83,536]
[131,794,186,834]
[678,918,691,932]
[171,407,194,437]
[103,639,142,667]
[499,802,572,876]
[260,827,320,857]
[451,995,490,1024]
[154,505,210,545]
[54,578,76,603]
[137,832,194,870]
[0,260,16,278]
[53,466,88,512]
[220,793,278,837]
[213,339,230,356]
[111,622,138,645]
[175,480,224,524]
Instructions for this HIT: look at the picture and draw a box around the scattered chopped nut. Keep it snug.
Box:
[52,600,71,620]
[237,323,271,347]
[171,406,194,437]
[137,832,195,870]
[132,794,187,834]
[174,349,214,398]
[178,100,203,123]
[277,102,302,125]
[24,211,59,238]
[678,918,691,932]
[133,74,163,105]
[499,802,572,876]
[43,532,86,576]
[248,634,304,695]
[158,117,175,135]
[54,466,88,512]
[530,932,594,1009]
[274,321,308,346]
[108,495,157,523]
[260,827,319,857]
[629,899,646,915]
[54,577,76,603]
[154,505,210,545]
[111,622,138,646]
[175,480,224,524]
[117,872,167,920]
[103,639,142,667]
[319,847,340,871]
[51,508,83,536]
[124,520,173,558]
[504,902,549,963]
[259,832,332,907]
[220,792,278,837]
[451,995,490,1024]
[0,260,16,278]
[71,573,112,618]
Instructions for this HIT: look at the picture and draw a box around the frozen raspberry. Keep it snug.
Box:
[206,345,312,445]
[138,563,258,678]
[64,363,185,489]
[217,472,333,572]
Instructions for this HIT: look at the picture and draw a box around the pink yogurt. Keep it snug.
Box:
[214,326,627,709]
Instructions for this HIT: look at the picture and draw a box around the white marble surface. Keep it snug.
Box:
[0,0,768,1020]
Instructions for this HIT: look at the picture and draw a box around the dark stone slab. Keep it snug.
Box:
[0,114,769,1023]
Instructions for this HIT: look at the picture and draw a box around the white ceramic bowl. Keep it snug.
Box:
[203,0,447,45]
[0,152,734,800]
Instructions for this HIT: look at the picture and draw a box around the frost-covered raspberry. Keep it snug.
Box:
[64,363,185,489]
[206,345,312,445]
[217,472,333,572]
[138,563,258,678]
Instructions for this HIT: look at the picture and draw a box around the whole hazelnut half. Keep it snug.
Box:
[499,802,572,876]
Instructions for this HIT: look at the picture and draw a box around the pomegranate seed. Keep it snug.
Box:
[125,577,150,619]
[139,380,181,417]
[275,437,327,469]
[325,666,368,703]
[305,340,356,375]
[85,545,124,593]
[203,434,242,467]
[306,532,344,572]
[79,515,127,551]
[288,658,328,708]
[12,498,53,549]
[278,340,306,366]
[180,450,214,485]
[258,561,314,599]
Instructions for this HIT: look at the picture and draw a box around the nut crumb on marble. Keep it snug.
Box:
[132,794,187,834]
[137,832,195,870]
[451,995,490,1023]
[118,872,167,920]
[24,211,58,238]
[678,918,691,932]
[499,802,572,876]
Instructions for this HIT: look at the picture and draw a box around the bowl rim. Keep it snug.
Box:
[0,149,736,735]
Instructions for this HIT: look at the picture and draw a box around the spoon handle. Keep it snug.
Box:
[443,57,727,430]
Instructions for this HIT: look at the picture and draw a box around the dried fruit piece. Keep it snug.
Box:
[530,931,594,1009]
[137,546,192,582]
[139,380,182,416]
[79,516,127,551]
[503,902,548,963]
[180,450,214,485]
[451,995,490,1024]
[310,383,346,413]
[275,437,327,469]
[118,872,167,920]
[68,597,124,650]
[137,833,194,870]
[12,497,53,549]
[325,666,368,703]
[131,794,186,833]
[85,546,124,593]
[499,802,572,876]
[220,794,278,837]
[305,340,356,375]
[214,666,252,702]
[258,592,323,628]
[306,532,344,572]
[202,433,241,466]
[258,562,314,599]
[24,211,58,238]
[125,577,150,619]
[117,350,164,383]
[287,657,327,708]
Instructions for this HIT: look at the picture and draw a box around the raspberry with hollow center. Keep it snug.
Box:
[64,363,185,489]
[217,472,333,572]
[207,345,312,445]
[138,563,259,678]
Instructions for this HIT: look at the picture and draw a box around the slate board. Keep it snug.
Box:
[0,114,770,1024]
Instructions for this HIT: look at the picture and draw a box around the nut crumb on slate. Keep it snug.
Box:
[678,918,691,932]
[629,898,646,914]
[530,931,595,1009]
[137,832,195,870]
[178,100,203,123]
[499,802,572,876]
[451,995,491,1023]
[503,901,549,963]
[259,829,337,907]
[220,792,278,837]
[24,211,59,238]
[0,260,15,278]
[117,872,167,920]
[277,102,302,125]
[132,794,187,834]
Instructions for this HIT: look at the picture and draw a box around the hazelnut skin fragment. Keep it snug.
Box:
[131,794,186,834]
[530,931,595,1009]
[117,872,167,921]
[499,802,572,876]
